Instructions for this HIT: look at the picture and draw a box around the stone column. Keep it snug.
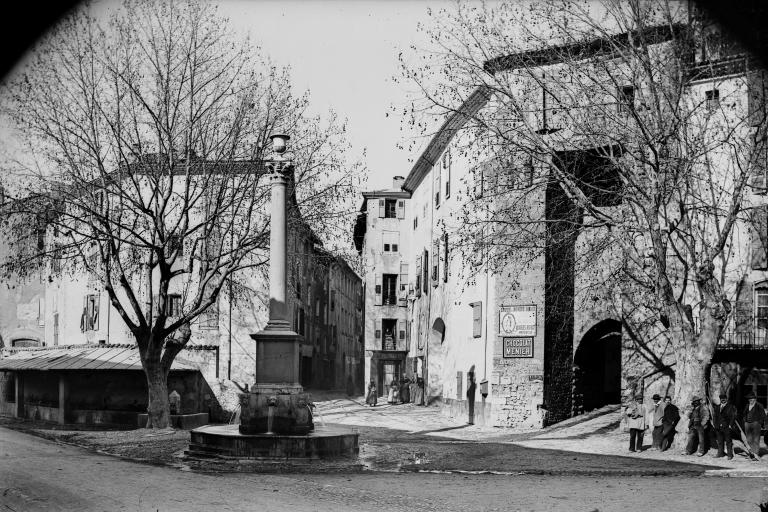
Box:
[58,374,69,425]
[14,372,24,418]
[265,171,290,331]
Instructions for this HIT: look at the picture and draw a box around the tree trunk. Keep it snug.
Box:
[144,353,171,429]
[671,345,708,450]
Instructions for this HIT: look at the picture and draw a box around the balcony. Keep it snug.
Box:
[717,331,768,350]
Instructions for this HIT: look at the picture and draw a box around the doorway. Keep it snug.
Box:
[573,319,622,413]
[378,360,401,397]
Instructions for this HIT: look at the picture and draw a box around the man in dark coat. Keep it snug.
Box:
[712,392,737,459]
[685,396,710,456]
[467,372,477,425]
[743,392,766,457]
[660,395,680,451]
[650,393,666,450]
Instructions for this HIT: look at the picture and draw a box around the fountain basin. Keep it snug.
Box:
[187,424,359,460]
[239,390,314,435]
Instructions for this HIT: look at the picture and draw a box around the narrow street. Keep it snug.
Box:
[2,426,767,512]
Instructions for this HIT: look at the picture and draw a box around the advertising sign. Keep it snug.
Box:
[503,337,534,358]
[498,305,537,336]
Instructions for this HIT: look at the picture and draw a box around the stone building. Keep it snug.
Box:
[354,177,411,394]
[356,7,768,428]
[0,156,363,427]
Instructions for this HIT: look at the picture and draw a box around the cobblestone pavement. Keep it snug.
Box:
[3,425,768,512]
[311,392,768,475]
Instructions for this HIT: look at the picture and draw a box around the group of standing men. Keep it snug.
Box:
[625,391,767,460]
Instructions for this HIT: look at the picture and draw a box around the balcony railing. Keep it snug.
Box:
[717,331,768,350]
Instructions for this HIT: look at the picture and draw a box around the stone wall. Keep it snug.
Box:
[491,357,546,428]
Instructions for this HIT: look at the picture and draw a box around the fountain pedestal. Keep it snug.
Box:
[187,134,357,465]
[239,329,313,435]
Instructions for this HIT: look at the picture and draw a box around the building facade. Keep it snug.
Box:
[357,8,768,428]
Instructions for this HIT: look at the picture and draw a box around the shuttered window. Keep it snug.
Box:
[752,206,768,270]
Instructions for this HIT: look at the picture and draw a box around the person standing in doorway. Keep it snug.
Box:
[400,376,411,404]
[661,396,680,451]
[625,394,647,452]
[649,394,666,450]
[743,392,766,458]
[415,376,425,406]
[713,392,736,459]
[365,379,377,407]
[387,378,398,404]
[467,372,477,425]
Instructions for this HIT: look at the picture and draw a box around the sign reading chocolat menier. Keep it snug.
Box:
[498,305,537,336]
[503,337,533,358]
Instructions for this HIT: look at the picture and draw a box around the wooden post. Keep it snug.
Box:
[58,374,68,425]
[14,373,24,418]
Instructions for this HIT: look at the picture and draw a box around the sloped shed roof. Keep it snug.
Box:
[0,344,206,372]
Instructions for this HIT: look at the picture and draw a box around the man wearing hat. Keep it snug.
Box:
[685,396,711,456]
[625,394,647,452]
[649,393,666,450]
[660,396,680,451]
[743,392,766,457]
[712,392,736,459]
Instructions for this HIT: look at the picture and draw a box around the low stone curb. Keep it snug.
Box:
[703,468,768,478]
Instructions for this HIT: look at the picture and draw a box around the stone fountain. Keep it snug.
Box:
[187,134,358,462]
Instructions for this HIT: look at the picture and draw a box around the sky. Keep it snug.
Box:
[215,0,452,192]
[1,0,457,194]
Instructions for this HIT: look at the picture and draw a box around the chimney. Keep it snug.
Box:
[392,176,405,190]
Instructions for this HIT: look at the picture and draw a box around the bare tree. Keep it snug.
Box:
[1,0,362,428]
[402,0,766,429]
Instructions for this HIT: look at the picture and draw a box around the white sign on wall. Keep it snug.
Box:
[498,305,537,337]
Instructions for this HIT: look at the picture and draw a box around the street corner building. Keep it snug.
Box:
[0,159,364,429]
[355,6,768,429]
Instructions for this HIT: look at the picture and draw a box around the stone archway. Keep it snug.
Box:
[573,319,622,414]
[427,318,446,403]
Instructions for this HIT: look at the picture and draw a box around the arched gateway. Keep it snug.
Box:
[573,319,622,414]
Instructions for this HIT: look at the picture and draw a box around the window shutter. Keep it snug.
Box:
[474,166,484,199]
[752,206,768,270]
[472,302,482,338]
[432,239,439,286]
[374,274,383,305]
[399,263,409,291]
[398,320,405,342]
[434,165,441,207]
[378,199,385,218]
[397,200,405,219]
[443,232,449,282]
[445,151,451,198]
[415,255,422,297]
[422,249,429,293]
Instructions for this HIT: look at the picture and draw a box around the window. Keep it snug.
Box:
[199,301,219,330]
[705,89,720,111]
[422,249,429,293]
[382,274,398,305]
[617,85,634,114]
[399,263,409,293]
[80,294,100,332]
[166,294,182,318]
[413,217,418,230]
[757,288,768,329]
[384,199,397,218]
[383,231,399,253]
